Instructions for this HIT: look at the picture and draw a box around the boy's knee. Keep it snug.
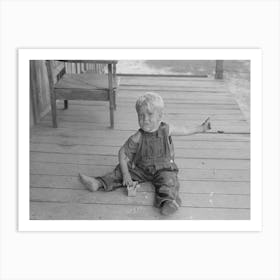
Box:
[158,175,179,189]
[165,177,176,187]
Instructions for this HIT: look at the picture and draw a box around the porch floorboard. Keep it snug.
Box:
[30,76,250,220]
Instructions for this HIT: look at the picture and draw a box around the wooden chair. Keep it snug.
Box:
[45,60,118,128]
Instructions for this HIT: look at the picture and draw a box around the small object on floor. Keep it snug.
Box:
[203,117,211,130]
[217,130,224,133]
[160,200,180,216]
[127,181,139,197]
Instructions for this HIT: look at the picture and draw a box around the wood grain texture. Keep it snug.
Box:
[30,174,250,194]
[30,75,250,220]
[30,152,250,170]
[30,202,250,220]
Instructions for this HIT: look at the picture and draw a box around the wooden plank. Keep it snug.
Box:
[51,107,244,116]
[119,76,224,82]
[30,152,250,170]
[47,101,244,114]
[120,76,220,81]
[119,78,226,86]
[43,104,247,121]
[30,162,250,181]
[119,86,229,92]
[47,107,247,121]
[47,110,248,122]
[30,202,250,220]
[54,100,241,111]
[118,86,228,93]
[30,174,250,194]
[30,187,250,209]
[38,120,250,134]
[31,126,250,141]
[43,106,245,117]
[30,135,250,150]
[118,92,233,100]
[30,143,250,160]
[29,74,250,221]
[119,97,237,105]
[119,84,228,90]
[118,73,208,78]
[119,94,235,101]
[41,116,249,132]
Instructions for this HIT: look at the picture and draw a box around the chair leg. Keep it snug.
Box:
[113,91,117,110]
[50,91,57,128]
[64,100,68,109]
[110,107,114,128]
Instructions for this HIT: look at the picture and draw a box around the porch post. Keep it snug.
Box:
[215,60,224,79]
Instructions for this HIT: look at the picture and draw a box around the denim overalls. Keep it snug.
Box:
[97,122,181,209]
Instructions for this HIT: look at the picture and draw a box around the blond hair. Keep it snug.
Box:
[135,92,164,116]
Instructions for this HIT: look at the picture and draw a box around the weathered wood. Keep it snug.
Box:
[38,120,250,134]
[30,187,250,209]
[46,61,118,128]
[30,75,250,220]
[55,73,118,89]
[30,152,250,170]
[52,101,242,111]
[41,103,247,120]
[119,86,227,93]
[46,101,244,113]
[215,60,224,79]
[41,113,249,128]
[120,76,221,81]
[30,202,250,220]
[30,143,250,160]
[108,63,114,128]
[59,60,118,64]
[30,134,250,150]
[45,60,57,128]
[30,61,40,124]
[119,76,224,84]
[118,73,208,78]
[30,162,250,181]
[119,96,237,105]
[31,126,250,141]
[30,174,250,194]
[55,89,109,101]
[119,79,226,87]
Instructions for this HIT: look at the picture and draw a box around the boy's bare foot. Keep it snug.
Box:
[79,173,101,192]
[160,200,180,216]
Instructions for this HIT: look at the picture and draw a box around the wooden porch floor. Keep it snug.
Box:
[30,76,250,220]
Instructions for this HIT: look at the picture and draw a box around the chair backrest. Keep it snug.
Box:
[58,60,108,75]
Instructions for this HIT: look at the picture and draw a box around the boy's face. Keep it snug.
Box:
[137,106,162,132]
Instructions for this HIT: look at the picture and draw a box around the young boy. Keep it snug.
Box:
[79,92,211,216]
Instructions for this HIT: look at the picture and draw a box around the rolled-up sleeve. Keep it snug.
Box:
[123,133,140,161]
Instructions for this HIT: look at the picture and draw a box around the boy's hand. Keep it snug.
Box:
[122,173,133,187]
[201,117,211,132]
